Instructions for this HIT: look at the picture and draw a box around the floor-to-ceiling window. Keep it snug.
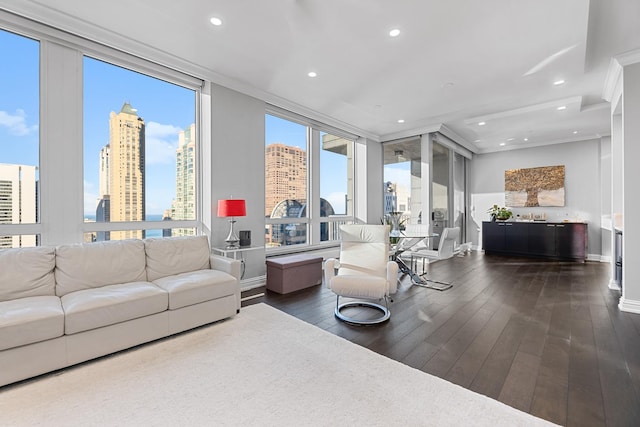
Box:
[0,10,204,246]
[319,132,353,242]
[432,140,450,247]
[0,29,39,248]
[265,111,355,250]
[383,138,422,225]
[83,57,198,242]
[383,134,468,248]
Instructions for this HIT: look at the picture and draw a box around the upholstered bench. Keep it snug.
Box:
[266,254,323,294]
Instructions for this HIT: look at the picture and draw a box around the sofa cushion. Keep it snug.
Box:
[0,247,56,302]
[61,282,168,335]
[55,239,147,297]
[152,269,237,310]
[0,296,64,351]
[145,236,210,282]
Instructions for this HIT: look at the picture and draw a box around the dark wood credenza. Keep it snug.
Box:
[482,221,587,262]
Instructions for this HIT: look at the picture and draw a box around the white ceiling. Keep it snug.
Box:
[3,0,640,153]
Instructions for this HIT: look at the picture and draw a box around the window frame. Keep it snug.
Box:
[0,10,205,246]
[265,107,356,253]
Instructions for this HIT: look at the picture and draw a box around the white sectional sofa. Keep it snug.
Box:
[0,235,240,387]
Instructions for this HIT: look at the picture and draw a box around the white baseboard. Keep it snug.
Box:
[240,275,266,291]
[608,279,621,291]
[619,296,640,314]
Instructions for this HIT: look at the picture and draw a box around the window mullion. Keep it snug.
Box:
[309,128,321,245]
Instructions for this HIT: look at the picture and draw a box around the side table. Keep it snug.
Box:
[212,245,262,280]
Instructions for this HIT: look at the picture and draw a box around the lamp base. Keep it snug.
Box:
[225,241,240,249]
[225,219,239,249]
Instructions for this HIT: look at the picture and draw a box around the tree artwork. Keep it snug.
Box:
[504,165,565,207]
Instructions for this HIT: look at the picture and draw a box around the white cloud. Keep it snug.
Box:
[146,121,182,139]
[0,109,38,136]
[145,121,182,165]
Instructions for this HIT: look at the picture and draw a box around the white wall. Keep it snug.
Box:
[620,62,640,311]
[469,139,604,258]
[210,83,266,280]
[600,136,612,261]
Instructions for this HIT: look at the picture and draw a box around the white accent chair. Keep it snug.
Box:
[406,226,460,289]
[324,224,399,325]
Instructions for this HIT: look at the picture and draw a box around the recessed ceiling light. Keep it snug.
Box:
[499,143,506,146]
[307,71,317,78]
[478,121,486,126]
[397,119,405,123]
[573,130,578,134]
[557,105,567,110]
[210,17,223,26]
[389,29,400,37]
[507,137,514,141]
[524,138,529,141]
[553,79,565,86]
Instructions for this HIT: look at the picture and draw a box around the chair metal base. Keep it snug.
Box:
[414,277,453,291]
[335,297,390,325]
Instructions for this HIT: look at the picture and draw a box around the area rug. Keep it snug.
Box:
[0,303,554,426]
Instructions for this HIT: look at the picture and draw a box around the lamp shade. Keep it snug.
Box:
[217,199,246,217]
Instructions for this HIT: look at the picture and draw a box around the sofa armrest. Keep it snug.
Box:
[210,255,241,281]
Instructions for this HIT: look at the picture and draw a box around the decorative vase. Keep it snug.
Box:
[387,211,403,239]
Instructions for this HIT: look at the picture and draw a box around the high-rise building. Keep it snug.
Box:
[95,195,110,242]
[0,163,37,248]
[100,102,145,240]
[171,123,196,236]
[98,144,110,198]
[265,143,306,216]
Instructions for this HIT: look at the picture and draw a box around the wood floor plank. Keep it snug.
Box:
[530,334,570,426]
[444,307,514,388]
[422,306,494,377]
[566,300,606,427]
[498,350,541,412]
[590,304,640,426]
[469,314,529,399]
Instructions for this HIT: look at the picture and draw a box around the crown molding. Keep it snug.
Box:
[603,48,640,103]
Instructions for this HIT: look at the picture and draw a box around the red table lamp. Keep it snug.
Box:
[217,199,246,249]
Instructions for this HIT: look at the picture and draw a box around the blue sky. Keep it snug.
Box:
[0,30,39,168]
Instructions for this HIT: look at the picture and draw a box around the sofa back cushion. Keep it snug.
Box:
[0,247,56,302]
[144,236,210,282]
[55,239,147,296]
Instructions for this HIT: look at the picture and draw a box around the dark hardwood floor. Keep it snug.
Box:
[242,251,640,427]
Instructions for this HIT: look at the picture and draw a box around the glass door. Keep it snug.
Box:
[453,151,466,242]
[431,141,450,248]
[383,138,422,226]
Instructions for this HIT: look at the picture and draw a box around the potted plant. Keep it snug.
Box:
[487,204,512,221]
